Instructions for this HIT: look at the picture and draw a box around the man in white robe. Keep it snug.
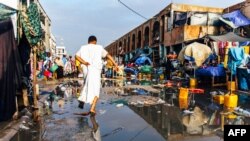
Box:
[75,35,118,116]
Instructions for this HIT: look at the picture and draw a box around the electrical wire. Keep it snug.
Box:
[118,0,148,20]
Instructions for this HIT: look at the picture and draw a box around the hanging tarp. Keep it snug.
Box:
[130,48,143,62]
[135,56,152,66]
[221,10,250,28]
[207,13,221,26]
[209,32,250,42]
[178,42,212,67]
[190,13,207,26]
[219,17,237,28]
[21,2,42,46]
[124,67,138,75]
[175,12,188,26]
[239,41,250,46]
[0,18,23,121]
[227,47,245,75]
[0,3,17,20]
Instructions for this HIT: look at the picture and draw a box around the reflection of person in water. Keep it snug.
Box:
[75,115,101,141]
[90,115,101,141]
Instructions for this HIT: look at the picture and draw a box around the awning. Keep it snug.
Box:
[221,10,250,28]
[209,32,250,42]
[178,42,212,67]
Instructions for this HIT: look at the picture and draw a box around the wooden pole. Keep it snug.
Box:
[33,46,39,121]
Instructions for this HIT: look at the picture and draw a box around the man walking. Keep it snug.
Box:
[75,35,119,116]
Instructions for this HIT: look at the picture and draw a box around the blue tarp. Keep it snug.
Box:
[222,10,250,28]
[239,41,250,46]
[196,66,226,77]
[129,47,153,62]
[124,67,138,75]
[135,56,152,66]
[237,67,250,91]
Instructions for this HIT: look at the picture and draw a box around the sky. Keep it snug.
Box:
[39,0,244,55]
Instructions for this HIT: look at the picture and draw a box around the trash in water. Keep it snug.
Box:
[99,109,106,115]
[102,127,123,138]
[116,103,124,108]
[19,124,30,130]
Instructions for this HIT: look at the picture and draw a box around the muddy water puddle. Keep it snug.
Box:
[11,79,250,141]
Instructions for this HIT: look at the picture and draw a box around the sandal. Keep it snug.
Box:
[73,112,90,116]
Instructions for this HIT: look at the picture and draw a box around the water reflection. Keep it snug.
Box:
[90,116,101,141]
[11,121,42,141]
[101,79,154,88]
[11,79,250,141]
[41,80,103,141]
[129,104,184,140]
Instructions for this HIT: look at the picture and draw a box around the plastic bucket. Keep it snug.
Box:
[189,78,197,87]
[138,73,142,79]
[179,88,189,109]
[227,81,236,91]
[50,64,58,72]
[224,94,238,110]
[159,74,164,80]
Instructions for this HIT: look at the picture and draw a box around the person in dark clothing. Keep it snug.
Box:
[54,57,64,79]
[164,51,177,80]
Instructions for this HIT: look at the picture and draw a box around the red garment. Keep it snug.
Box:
[44,70,51,77]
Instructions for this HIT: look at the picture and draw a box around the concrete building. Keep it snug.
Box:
[50,33,57,56]
[56,46,67,58]
[35,0,52,53]
[105,3,224,66]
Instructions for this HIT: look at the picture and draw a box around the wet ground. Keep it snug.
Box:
[9,78,250,141]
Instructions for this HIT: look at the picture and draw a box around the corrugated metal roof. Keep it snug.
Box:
[209,32,250,42]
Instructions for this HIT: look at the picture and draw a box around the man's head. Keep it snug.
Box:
[88,35,97,44]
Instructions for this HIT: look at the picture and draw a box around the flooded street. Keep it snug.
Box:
[1,1,250,141]
[10,78,250,141]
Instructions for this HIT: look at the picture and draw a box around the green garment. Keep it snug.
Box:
[21,2,42,46]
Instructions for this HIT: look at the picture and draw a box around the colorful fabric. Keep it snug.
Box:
[178,42,212,67]
[196,66,226,77]
[222,10,250,28]
[106,59,113,69]
[228,47,245,74]
[21,2,42,46]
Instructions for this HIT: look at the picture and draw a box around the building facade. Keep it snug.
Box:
[50,33,57,56]
[105,3,224,66]
[56,46,67,58]
[35,0,52,53]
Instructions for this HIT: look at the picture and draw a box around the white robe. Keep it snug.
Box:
[76,43,107,104]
